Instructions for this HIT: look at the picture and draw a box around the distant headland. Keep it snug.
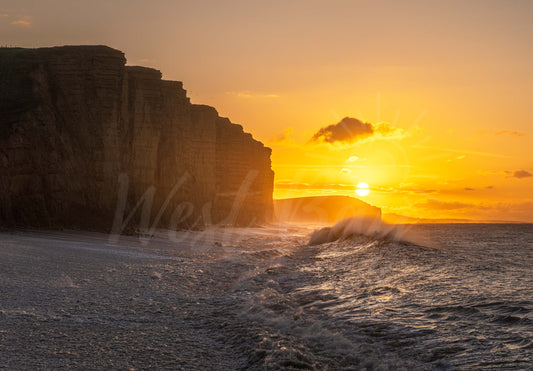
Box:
[274,195,381,224]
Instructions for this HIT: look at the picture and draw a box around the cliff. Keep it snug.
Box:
[0,46,274,231]
[274,196,381,224]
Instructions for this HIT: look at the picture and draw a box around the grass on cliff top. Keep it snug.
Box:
[0,48,39,134]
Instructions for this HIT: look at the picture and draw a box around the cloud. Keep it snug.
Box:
[495,130,526,137]
[412,200,533,222]
[415,145,509,159]
[395,184,437,194]
[311,117,373,143]
[415,198,490,211]
[275,181,357,191]
[135,58,157,65]
[479,169,532,179]
[372,122,408,140]
[226,91,279,99]
[274,181,438,195]
[10,16,33,27]
[509,170,532,179]
[268,127,296,146]
[11,20,31,26]
[464,187,475,191]
[493,201,533,213]
[0,13,8,18]
[477,170,505,176]
[310,117,405,144]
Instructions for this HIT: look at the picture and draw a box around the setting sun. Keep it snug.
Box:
[355,182,370,197]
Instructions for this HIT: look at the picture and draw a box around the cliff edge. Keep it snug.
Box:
[0,46,274,231]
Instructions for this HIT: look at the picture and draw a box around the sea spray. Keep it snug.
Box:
[308,215,429,246]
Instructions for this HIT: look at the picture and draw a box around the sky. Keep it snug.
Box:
[2,0,533,222]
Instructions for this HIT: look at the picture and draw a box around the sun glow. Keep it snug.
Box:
[355,182,370,197]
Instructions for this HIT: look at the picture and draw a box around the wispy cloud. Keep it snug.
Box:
[477,170,506,176]
[274,181,440,195]
[393,183,437,194]
[11,20,31,26]
[414,144,510,159]
[136,58,156,65]
[477,129,527,137]
[226,91,280,99]
[11,16,33,27]
[478,169,532,179]
[507,170,532,179]
[495,130,526,137]
[415,198,490,211]
[268,128,294,145]
[493,201,533,213]
[274,181,357,191]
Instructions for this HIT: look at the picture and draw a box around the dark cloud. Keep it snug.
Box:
[311,117,374,143]
[511,170,532,179]
[464,187,475,191]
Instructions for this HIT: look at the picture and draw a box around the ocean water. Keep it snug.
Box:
[0,223,531,369]
[229,223,533,370]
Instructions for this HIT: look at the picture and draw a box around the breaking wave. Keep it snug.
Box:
[308,216,430,247]
[227,223,533,369]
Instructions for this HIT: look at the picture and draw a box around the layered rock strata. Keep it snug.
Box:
[0,46,274,231]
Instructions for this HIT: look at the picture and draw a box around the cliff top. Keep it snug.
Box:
[126,65,163,79]
[0,45,270,152]
[0,44,124,56]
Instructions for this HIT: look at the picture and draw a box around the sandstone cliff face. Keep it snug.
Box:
[0,46,274,231]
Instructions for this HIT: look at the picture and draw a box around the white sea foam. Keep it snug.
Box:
[0,224,530,369]
[308,215,431,246]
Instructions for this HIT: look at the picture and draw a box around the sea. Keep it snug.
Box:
[0,222,531,369]
[226,222,533,370]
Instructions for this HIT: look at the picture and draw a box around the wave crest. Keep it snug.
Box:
[308,216,421,246]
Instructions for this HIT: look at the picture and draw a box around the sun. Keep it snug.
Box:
[355,182,370,197]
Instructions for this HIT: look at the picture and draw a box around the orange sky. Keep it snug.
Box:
[2,0,533,222]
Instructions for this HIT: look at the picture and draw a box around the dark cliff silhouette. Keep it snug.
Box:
[0,46,274,231]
